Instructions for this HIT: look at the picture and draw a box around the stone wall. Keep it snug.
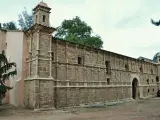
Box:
[24,24,55,109]
[24,26,158,109]
[52,39,158,108]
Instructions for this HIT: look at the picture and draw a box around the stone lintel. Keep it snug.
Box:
[25,77,55,81]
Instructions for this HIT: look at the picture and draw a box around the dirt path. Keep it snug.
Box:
[0,98,160,120]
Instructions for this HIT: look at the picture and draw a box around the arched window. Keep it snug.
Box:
[36,15,38,22]
[42,15,46,22]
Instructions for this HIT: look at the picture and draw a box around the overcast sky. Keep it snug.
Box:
[1,0,160,59]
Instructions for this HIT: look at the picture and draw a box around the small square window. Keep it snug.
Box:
[78,57,83,65]
[125,64,129,71]
[140,66,143,72]
[156,76,159,82]
[107,78,110,85]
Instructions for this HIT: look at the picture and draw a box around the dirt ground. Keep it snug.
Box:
[0,98,160,120]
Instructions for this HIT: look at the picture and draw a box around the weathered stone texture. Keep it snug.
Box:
[24,4,160,109]
[38,60,49,77]
[39,80,54,108]
[31,33,37,56]
[39,32,50,55]
[30,60,36,77]
[24,80,35,108]
[57,64,66,80]
[49,40,158,108]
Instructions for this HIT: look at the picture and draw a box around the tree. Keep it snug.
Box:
[55,16,103,48]
[151,19,160,26]
[0,50,17,101]
[2,21,18,30]
[18,8,33,30]
[0,21,18,30]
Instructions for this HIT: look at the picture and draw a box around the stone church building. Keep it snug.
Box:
[0,2,160,109]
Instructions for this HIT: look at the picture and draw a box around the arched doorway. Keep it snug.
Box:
[132,78,138,99]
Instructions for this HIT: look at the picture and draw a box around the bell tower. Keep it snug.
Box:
[24,1,56,109]
[33,1,51,26]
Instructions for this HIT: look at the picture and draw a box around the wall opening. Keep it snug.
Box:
[5,43,7,50]
[125,64,129,71]
[78,57,83,65]
[107,78,110,85]
[156,76,159,83]
[147,79,149,85]
[51,52,54,61]
[42,15,46,22]
[151,68,153,74]
[132,78,138,99]
[105,61,111,74]
[36,15,38,22]
[140,66,143,72]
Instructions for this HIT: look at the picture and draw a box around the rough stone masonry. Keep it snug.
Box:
[23,1,160,109]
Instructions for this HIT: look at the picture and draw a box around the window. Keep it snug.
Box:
[141,59,144,61]
[151,68,153,74]
[36,15,38,22]
[147,79,149,84]
[78,57,83,65]
[152,79,154,83]
[125,64,129,71]
[51,52,54,61]
[5,43,7,49]
[148,89,150,93]
[140,66,143,72]
[107,78,110,85]
[105,60,111,74]
[153,89,154,92]
[42,15,46,22]
[156,76,159,83]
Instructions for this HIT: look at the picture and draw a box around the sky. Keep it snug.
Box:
[1,0,160,59]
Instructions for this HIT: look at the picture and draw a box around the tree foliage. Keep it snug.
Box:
[55,16,103,48]
[0,23,2,29]
[18,8,33,30]
[151,19,160,26]
[0,21,18,30]
[0,51,17,100]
